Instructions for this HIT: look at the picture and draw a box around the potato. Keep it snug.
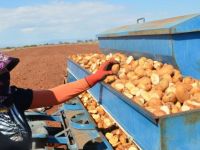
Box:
[109,135,119,147]
[116,145,124,150]
[153,61,163,70]
[145,98,162,107]
[137,77,152,91]
[134,67,145,78]
[183,76,194,84]
[123,64,133,73]
[132,96,145,106]
[193,93,200,99]
[113,83,125,92]
[140,90,151,102]
[118,73,128,80]
[155,79,169,92]
[172,70,182,83]
[145,69,153,77]
[171,105,180,114]
[150,89,163,99]
[106,53,113,60]
[90,101,97,107]
[96,106,105,115]
[175,101,182,109]
[151,73,160,85]
[192,81,200,88]
[126,56,134,64]
[112,129,123,135]
[113,53,126,63]
[105,132,113,140]
[127,71,136,80]
[162,92,177,103]
[161,74,172,82]
[160,105,170,114]
[190,88,200,96]
[104,118,113,128]
[175,83,191,103]
[131,60,139,69]
[119,134,127,144]
[92,114,100,122]
[123,91,133,99]
[158,64,174,76]
[111,64,120,74]
[104,75,116,83]
[153,109,166,117]
[181,104,191,112]
[125,82,135,91]
[185,99,200,109]
[165,83,176,94]
[128,146,138,150]
[138,57,146,65]
[141,60,153,70]
[145,106,157,113]
[129,86,140,96]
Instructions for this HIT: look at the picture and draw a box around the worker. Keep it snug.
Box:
[0,53,118,150]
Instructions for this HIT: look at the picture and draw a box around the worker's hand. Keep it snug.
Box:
[85,59,119,87]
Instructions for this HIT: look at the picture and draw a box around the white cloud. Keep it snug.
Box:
[21,27,35,33]
[0,1,137,46]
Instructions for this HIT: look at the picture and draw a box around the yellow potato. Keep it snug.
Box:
[109,135,119,147]
[119,134,127,144]
[132,96,145,106]
[153,109,166,117]
[175,83,191,103]
[155,79,169,92]
[126,56,134,64]
[134,67,146,78]
[105,132,113,140]
[158,64,174,76]
[96,106,105,115]
[183,76,195,84]
[111,64,120,74]
[162,92,177,103]
[145,98,162,107]
[151,73,160,85]
[104,75,116,83]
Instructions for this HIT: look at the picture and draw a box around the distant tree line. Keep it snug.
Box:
[2,39,98,50]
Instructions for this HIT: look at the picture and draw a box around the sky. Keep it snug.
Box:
[0,0,200,48]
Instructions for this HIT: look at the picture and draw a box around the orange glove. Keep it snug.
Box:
[85,59,118,87]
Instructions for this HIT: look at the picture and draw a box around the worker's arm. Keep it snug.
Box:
[29,59,118,109]
[30,79,89,108]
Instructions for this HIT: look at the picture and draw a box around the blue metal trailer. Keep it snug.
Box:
[67,14,200,150]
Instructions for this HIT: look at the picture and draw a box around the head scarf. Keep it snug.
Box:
[0,53,19,106]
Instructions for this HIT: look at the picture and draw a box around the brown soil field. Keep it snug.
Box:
[4,43,100,89]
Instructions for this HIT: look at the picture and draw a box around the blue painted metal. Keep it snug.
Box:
[61,103,83,111]
[70,113,96,130]
[173,32,200,79]
[98,14,199,37]
[47,136,68,144]
[32,133,48,138]
[61,98,113,150]
[67,59,200,150]
[26,112,61,122]
[27,99,113,150]
[98,14,200,79]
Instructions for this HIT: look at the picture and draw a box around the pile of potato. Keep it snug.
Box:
[78,92,114,129]
[79,92,139,150]
[70,53,200,117]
